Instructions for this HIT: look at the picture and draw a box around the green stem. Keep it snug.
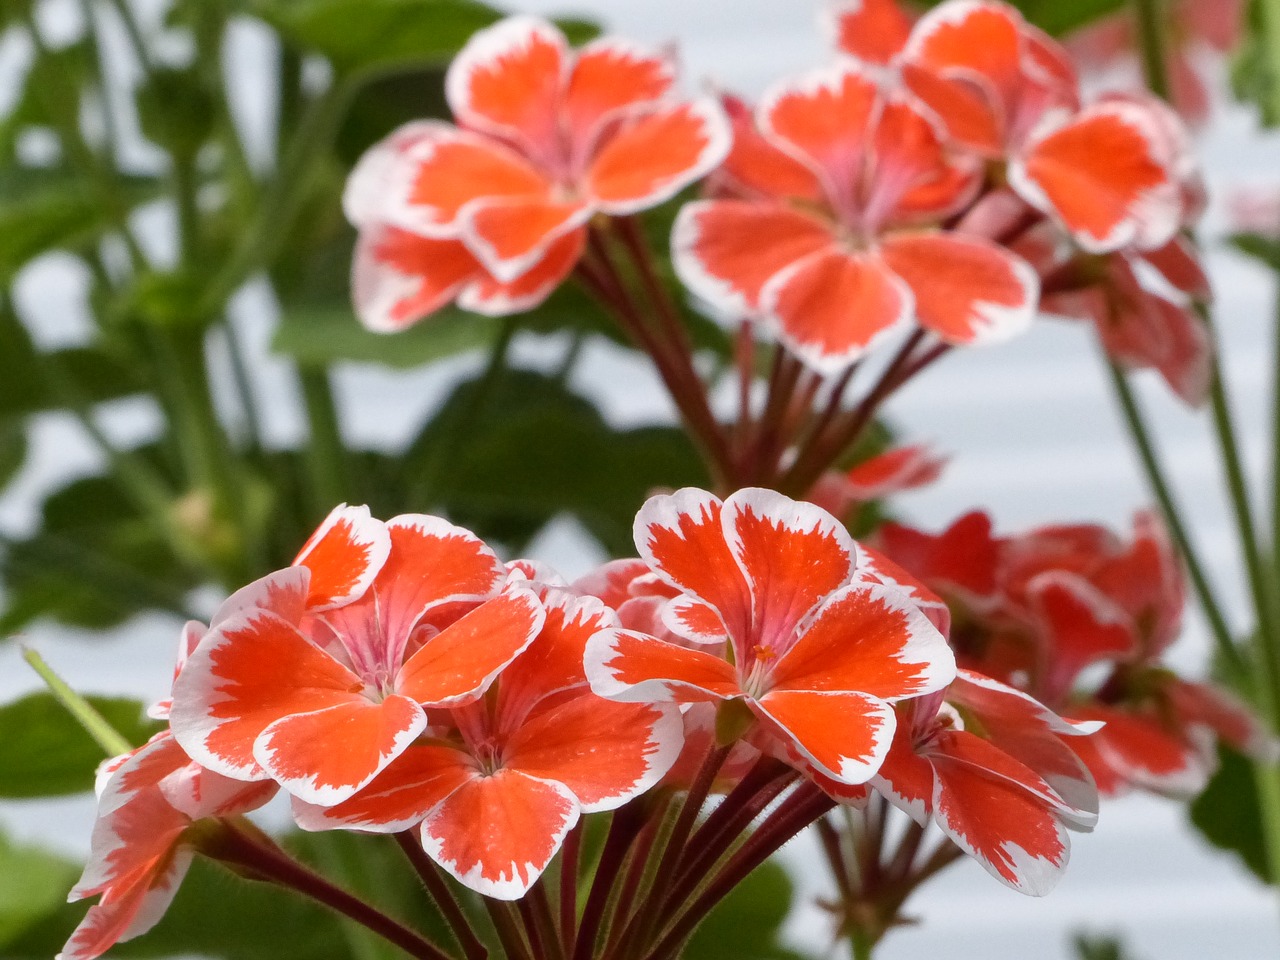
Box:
[198,78,356,318]
[1273,275,1280,580]
[1130,0,1171,99]
[299,368,351,515]
[207,822,453,960]
[1102,359,1246,679]
[1260,0,1280,125]
[394,833,488,960]
[21,648,134,756]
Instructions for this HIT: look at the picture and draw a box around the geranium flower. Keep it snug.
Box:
[872,670,1098,895]
[348,16,729,330]
[810,444,948,520]
[292,587,682,899]
[585,487,956,785]
[832,0,1186,255]
[825,0,914,66]
[170,509,544,806]
[674,64,1037,372]
[62,732,276,960]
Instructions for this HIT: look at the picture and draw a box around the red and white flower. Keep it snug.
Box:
[62,733,275,960]
[348,16,729,330]
[293,587,682,899]
[675,64,1037,371]
[872,670,1098,895]
[170,508,543,806]
[585,487,956,785]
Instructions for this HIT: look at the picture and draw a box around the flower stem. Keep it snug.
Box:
[21,648,134,756]
[572,803,647,960]
[1101,359,1246,679]
[394,833,488,960]
[1130,0,1171,100]
[206,822,453,960]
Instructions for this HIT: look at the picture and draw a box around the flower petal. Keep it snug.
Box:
[62,848,193,960]
[253,694,426,806]
[1010,101,1181,253]
[879,231,1037,345]
[754,688,895,784]
[352,227,482,331]
[826,0,913,65]
[393,129,552,237]
[672,199,834,317]
[1026,571,1137,701]
[768,583,955,699]
[633,488,752,638]
[584,628,741,703]
[758,64,879,203]
[505,695,683,811]
[463,197,591,282]
[930,731,1071,896]
[445,15,567,159]
[169,610,365,781]
[294,504,391,610]
[761,247,912,373]
[457,224,584,315]
[396,588,545,707]
[721,487,859,657]
[419,769,579,899]
[586,99,731,214]
[292,744,475,833]
[565,39,675,155]
[343,121,440,229]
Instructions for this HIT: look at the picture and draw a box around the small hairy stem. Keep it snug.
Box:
[572,803,647,960]
[558,822,582,954]
[641,785,835,960]
[206,822,453,960]
[484,899,534,960]
[394,834,488,960]
[578,231,734,489]
[1102,360,1247,679]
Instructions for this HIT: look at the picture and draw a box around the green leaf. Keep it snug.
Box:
[1,467,199,632]
[256,0,598,75]
[0,832,78,949]
[4,855,361,959]
[255,0,503,74]
[408,370,709,555]
[0,167,162,281]
[274,278,619,369]
[0,418,27,491]
[919,0,1123,35]
[0,692,161,797]
[275,302,504,369]
[1073,932,1145,960]
[135,67,216,156]
[684,859,805,960]
[1189,743,1273,883]
[1227,232,1280,271]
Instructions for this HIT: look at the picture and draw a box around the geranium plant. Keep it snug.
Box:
[3,1,1280,959]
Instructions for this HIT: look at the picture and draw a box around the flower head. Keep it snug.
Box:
[585,487,956,785]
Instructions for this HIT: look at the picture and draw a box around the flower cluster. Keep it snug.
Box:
[345,1,1211,407]
[878,509,1275,797]
[65,487,1107,957]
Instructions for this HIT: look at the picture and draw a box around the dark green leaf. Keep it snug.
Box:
[684,859,805,960]
[0,168,162,281]
[256,0,598,75]
[0,832,78,949]
[1,467,199,632]
[1189,743,1273,883]
[5,855,361,959]
[0,693,161,797]
[1227,232,1280,271]
[919,0,1123,35]
[254,0,504,74]
[0,419,27,491]
[1073,932,1145,960]
[408,370,709,555]
[135,67,217,155]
